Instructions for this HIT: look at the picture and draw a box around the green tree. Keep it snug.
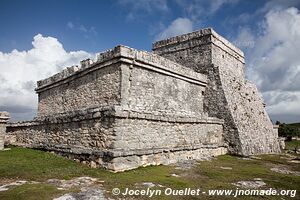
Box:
[278,123,297,141]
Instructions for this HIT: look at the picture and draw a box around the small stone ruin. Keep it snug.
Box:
[2,28,280,171]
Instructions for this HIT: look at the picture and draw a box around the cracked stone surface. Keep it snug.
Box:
[232,180,266,189]
[280,154,300,164]
[0,180,30,191]
[53,187,110,200]
[288,160,300,164]
[270,167,300,176]
[170,173,181,177]
[47,177,101,190]
[134,182,165,189]
[141,182,156,188]
[48,177,112,200]
[0,177,111,200]
[220,166,232,170]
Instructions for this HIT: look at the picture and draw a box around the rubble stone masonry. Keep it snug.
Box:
[153,28,280,155]
[6,45,226,171]
[0,112,10,150]
[4,28,280,171]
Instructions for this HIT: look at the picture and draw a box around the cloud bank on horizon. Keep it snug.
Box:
[0,34,91,121]
[0,0,299,123]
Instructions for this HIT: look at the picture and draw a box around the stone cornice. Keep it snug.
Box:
[152,27,244,59]
[0,112,10,123]
[7,106,224,127]
[35,46,207,92]
[17,143,225,158]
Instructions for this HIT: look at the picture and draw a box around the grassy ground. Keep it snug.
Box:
[285,140,300,151]
[0,146,299,200]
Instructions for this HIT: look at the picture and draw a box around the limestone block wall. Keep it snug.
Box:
[36,45,207,118]
[108,111,226,171]
[153,28,280,155]
[6,106,226,171]
[125,65,205,117]
[114,118,224,150]
[36,64,121,116]
[6,107,116,151]
[210,33,280,154]
[6,45,226,171]
[117,46,207,117]
[153,31,213,71]
[0,112,10,150]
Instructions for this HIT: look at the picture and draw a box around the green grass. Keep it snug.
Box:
[197,155,299,190]
[0,183,69,200]
[285,140,300,151]
[0,147,300,200]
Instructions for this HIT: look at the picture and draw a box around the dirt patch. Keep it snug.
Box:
[172,160,199,170]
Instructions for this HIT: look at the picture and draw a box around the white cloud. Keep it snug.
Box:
[67,22,74,29]
[118,0,168,20]
[239,7,300,122]
[263,91,300,115]
[210,0,239,14]
[233,27,255,49]
[259,0,300,14]
[176,0,239,22]
[0,34,92,121]
[155,18,193,40]
[249,7,300,91]
[67,21,98,37]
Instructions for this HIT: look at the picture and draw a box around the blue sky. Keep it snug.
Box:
[0,0,265,53]
[1,0,300,123]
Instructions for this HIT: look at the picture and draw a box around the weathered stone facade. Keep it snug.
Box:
[5,45,226,171]
[153,28,280,155]
[4,28,280,171]
[0,112,10,150]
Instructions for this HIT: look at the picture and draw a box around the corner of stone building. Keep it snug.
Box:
[209,33,280,155]
[152,28,280,156]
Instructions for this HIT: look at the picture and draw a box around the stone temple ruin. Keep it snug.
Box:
[2,28,280,171]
